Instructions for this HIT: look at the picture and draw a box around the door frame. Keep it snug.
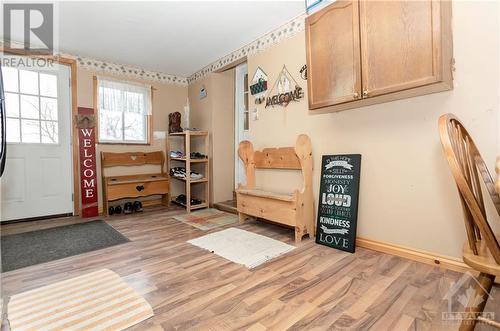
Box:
[234,62,248,189]
[59,56,80,216]
[1,49,80,215]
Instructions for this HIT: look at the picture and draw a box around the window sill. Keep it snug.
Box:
[98,142,151,146]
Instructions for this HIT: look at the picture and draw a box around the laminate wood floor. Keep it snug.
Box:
[1,207,499,331]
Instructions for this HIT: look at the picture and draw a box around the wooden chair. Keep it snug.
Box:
[439,113,500,330]
[236,134,315,243]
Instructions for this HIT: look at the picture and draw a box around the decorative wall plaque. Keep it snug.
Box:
[265,65,304,108]
[77,107,98,217]
[316,154,362,253]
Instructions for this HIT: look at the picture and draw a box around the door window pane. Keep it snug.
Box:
[4,66,61,144]
[41,121,58,143]
[6,118,20,143]
[40,97,58,121]
[19,70,39,95]
[20,95,40,119]
[21,119,41,143]
[2,67,19,92]
[5,93,20,117]
[39,73,58,97]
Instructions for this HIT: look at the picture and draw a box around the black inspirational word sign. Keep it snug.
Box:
[316,154,361,253]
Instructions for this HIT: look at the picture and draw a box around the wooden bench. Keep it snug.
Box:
[101,151,169,215]
[236,134,315,243]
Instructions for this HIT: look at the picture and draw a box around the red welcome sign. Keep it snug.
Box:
[77,107,98,217]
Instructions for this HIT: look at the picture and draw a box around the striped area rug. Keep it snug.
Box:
[7,269,154,331]
[173,208,238,230]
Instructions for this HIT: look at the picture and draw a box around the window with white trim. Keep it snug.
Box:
[2,66,59,144]
[97,77,152,144]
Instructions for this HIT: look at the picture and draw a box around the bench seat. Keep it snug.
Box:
[237,189,295,202]
[106,173,168,185]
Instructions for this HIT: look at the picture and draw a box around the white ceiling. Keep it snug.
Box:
[57,1,305,77]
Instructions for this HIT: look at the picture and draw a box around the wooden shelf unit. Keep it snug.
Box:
[167,130,210,212]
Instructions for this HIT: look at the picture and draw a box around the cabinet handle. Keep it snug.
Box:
[362,90,369,98]
[353,92,359,99]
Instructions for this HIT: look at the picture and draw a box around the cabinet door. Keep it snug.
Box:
[306,1,362,109]
[359,0,442,97]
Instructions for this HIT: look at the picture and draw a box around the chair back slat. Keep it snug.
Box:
[254,147,301,170]
[101,151,165,175]
[439,114,500,264]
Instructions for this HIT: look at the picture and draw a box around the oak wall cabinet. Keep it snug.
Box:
[306,0,453,113]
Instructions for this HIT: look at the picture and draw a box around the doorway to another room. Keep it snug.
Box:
[213,62,248,214]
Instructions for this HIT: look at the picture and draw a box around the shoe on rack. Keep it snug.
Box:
[108,206,115,215]
[190,152,207,159]
[190,171,203,180]
[191,197,202,205]
[170,167,186,178]
[170,151,184,158]
[176,194,187,205]
[114,205,122,214]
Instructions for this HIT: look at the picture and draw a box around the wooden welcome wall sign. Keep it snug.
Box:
[77,107,98,217]
[265,65,304,108]
[316,154,361,253]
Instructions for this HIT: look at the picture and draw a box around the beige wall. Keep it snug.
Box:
[76,68,188,210]
[188,70,235,204]
[245,1,499,259]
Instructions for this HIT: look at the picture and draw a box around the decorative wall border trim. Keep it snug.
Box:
[356,236,470,273]
[73,56,188,86]
[187,12,307,84]
[0,40,188,87]
[2,11,307,87]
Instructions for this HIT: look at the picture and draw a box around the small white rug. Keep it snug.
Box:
[187,228,295,268]
[7,269,154,331]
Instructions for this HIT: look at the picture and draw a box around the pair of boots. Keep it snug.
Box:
[108,201,143,215]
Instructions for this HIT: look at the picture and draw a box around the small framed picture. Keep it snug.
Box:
[199,86,207,99]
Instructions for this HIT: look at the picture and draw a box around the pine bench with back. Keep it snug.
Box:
[236,134,315,243]
[100,151,169,215]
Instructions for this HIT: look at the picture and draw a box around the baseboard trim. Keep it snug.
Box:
[356,237,471,273]
[1,213,73,225]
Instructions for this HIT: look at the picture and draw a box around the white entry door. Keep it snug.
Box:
[1,63,73,221]
[234,63,249,188]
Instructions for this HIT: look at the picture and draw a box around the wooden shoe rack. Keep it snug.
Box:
[167,130,210,212]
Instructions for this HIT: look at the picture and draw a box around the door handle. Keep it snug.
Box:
[136,185,144,192]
